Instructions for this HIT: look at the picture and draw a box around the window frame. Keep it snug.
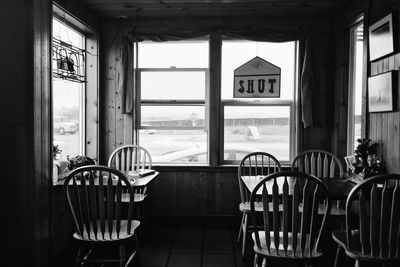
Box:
[134,38,299,166]
[51,3,99,164]
[220,40,299,165]
[347,16,365,155]
[221,100,296,165]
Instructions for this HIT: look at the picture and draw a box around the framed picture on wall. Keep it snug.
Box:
[369,13,394,61]
[368,71,394,112]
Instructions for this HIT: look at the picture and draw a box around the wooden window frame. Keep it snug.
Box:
[134,37,298,166]
[347,15,365,155]
[52,3,99,162]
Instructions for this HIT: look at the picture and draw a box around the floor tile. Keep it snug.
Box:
[202,254,236,267]
[138,246,170,267]
[204,228,232,243]
[172,241,202,253]
[203,242,234,254]
[167,253,201,267]
[174,228,203,242]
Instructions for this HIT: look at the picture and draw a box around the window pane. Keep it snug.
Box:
[141,71,206,100]
[52,19,85,160]
[138,41,209,68]
[53,80,83,158]
[139,130,207,163]
[348,22,364,153]
[141,106,205,127]
[224,106,290,161]
[222,41,295,100]
[53,19,83,48]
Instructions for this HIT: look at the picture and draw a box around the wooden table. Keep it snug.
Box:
[123,171,159,188]
[57,171,159,188]
[241,175,360,200]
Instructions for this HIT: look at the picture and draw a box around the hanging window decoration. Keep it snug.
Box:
[52,37,86,83]
[233,56,281,98]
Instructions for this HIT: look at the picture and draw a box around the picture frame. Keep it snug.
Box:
[368,71,394,112]
[369,13,394,61]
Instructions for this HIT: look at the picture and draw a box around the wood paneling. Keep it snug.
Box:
[366,0,400,173]
[368,53,400,172]
[0,0,52,266]
[81,0,352,18]
[146,168,240,216]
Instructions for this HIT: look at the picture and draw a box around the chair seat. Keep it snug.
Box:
[73,220,140,242]
[121,192,147,203]
[252,231,323,259]
[239,202,283,213]
[332,230,400,262]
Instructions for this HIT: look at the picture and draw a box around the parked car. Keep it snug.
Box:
[53,116,78,135]
[153,144,257,163]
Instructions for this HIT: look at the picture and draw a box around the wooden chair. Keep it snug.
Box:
[250,171,331,267]
[292,150,345,219]
[108,145,152,209]
[332,174,400,267]
[64,165,140,267]
[238,152,282,259]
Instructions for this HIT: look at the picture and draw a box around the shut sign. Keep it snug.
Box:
[233,56,281,98]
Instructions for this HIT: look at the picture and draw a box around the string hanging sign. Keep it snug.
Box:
[233,56,280,98]
[52,37,86,83]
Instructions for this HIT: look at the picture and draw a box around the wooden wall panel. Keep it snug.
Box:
[146,168,240,216]
[368,52,400,173]
[365,0,400,173]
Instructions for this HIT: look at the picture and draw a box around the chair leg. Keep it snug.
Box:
[253,254,259,267]
[261,258,267,267]
[242,213,248,259]
[237,213,245,242]
[354,260,361,267]
[120,244,126,267]
[75,246,84,267]
[334,246,345,267]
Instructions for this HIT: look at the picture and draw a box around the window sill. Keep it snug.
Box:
[152,164,293,172]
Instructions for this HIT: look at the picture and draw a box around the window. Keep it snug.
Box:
[137,41,209,164]
[348,18,364,154]
[222,41,297,163]
[52,18,86,159]
[135,39,298,165]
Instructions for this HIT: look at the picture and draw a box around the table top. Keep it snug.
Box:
[57,170,159,187]
[241,175,361,200]
[123,171,159,187]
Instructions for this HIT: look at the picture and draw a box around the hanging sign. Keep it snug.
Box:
[233,56,280,98]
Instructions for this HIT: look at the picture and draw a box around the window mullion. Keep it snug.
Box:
[209,33,222,166]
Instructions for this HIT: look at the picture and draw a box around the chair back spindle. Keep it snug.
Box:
[65,165,137,240]
[345,174,400,259]
[108,145,152,197]
[250,171,331,258]
[292,150,343,178]
[238,152,282,204]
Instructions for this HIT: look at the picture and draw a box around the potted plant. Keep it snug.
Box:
[353,138,378,174]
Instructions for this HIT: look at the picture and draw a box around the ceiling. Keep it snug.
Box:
[80,0,354,19]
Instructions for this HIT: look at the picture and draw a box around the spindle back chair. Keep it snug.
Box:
[291,150,344,178]
[292,150,345,219]
[332,174,400,266]
[237,152,282,258]
[64,165,140,267]
[250,171,331,266]
[108,145,152,203]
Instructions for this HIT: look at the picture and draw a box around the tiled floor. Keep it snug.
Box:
[139,226,248,267]
[137,217,340,267]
